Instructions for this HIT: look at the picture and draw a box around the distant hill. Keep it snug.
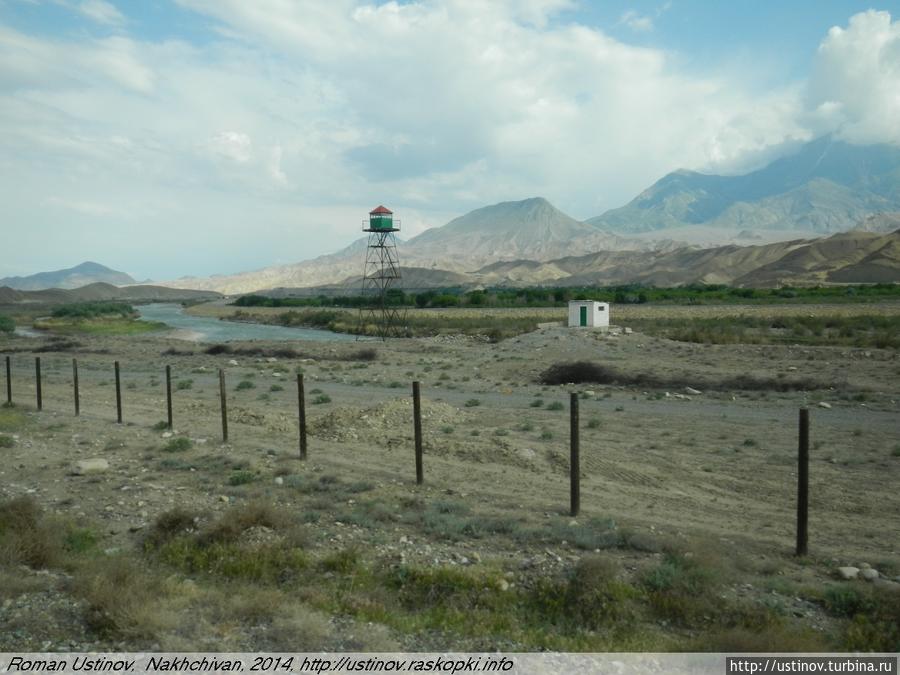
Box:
[0,282,221,305]
[588,137,900,239]
[472,229,900,287]
[0,262,137,290]
[404,197,641,265]
[157,198,666,295]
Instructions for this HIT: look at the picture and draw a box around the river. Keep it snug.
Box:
[136,303,358,343]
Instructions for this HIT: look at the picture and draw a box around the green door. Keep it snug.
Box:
[579,306,587,326]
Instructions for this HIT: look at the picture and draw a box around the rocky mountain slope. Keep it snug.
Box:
[158,198,667,295]
[473,229,900,287]
[0,262,137,291]
[588,137,900,239]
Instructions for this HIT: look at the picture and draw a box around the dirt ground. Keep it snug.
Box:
[1,310,898,651]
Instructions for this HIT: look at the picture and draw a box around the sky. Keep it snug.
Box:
[1,1,899,281]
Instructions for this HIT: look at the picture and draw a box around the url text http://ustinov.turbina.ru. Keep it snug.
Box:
[727,658,897,675]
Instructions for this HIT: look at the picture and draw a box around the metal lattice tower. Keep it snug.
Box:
[357,205,408,339]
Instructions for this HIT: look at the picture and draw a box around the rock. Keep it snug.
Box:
[228,359,239,366]
[73,458,109,475]
[685,387,702,395]
[787,366,798,371]
[274,476,284,486]
[497,579,510,591]
[837,566,860,580]
[817,402,832,409]
[161,431,173,439]
[860,568,880,582]
[266,357,277,363]
[859,562,871,569]
[623,327,633,335]
[470,552,481,563]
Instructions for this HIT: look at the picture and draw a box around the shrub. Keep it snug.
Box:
[528,556,637,631]
[74,555,167,639]
[144,508,198,550]
[319,547,360,574]
[540,362,619,386]
[0,497,58,568]
[176,379,193,390]
[151,421,168,431]
[228,470,257,486]
[235,380,255,391]
[530,399,544,408]
[0,315,14,333]
[270,384,284,392]
[0,434,14,448]
[546,401,564,411]
[823,585,873,618]
[312,394,331,405]
[51,302,134,320]
[464,399,481,407]
[163,437,192,453]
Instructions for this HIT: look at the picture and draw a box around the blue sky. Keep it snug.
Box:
[1,1,898,281]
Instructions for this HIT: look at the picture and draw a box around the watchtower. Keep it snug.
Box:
[357,205,407,339]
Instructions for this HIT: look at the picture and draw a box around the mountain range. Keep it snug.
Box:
[152,136,899,294]
[588,137,900,242]
[0,262,137,291]
[0,282,220,305]
[7,136,900,294]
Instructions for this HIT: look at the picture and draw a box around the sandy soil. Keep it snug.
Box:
[1,317,898,649]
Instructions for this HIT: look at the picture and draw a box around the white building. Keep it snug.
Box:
[567,300,609,329]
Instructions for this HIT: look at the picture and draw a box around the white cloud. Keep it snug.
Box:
[77,0,125,26]
[1,4,899,279]
[619,10,654,33]
[268,145,288,185]
[805,10,900,145]
[209,131,253,164]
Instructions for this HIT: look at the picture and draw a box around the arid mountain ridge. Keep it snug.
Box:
[153,137,899,294]
[7,137,900,294]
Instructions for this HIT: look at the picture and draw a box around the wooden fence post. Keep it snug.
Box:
[219,369,228,443]
[297,373,307,460]
[796,408,809,556]
[570,392,580,517]
[413,381,423,485]
[5,355,11,405]
[72,359,79,417]
[35,357,42,411]
[114,361,122,423]
[165,365,173,430]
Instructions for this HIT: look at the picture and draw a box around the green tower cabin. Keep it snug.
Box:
[366,205,398,231]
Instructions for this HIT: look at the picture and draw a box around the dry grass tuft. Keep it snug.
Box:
[0,496,62,569]
[72,555,172,640]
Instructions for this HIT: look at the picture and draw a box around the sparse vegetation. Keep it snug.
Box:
[163,437,192,453]
[540,361,830,391]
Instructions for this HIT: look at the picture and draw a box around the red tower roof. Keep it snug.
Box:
[369,205,392,215]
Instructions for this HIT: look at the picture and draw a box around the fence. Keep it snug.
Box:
[2,353,812,557]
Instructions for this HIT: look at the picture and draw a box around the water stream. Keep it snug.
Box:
[136,303,357,343]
